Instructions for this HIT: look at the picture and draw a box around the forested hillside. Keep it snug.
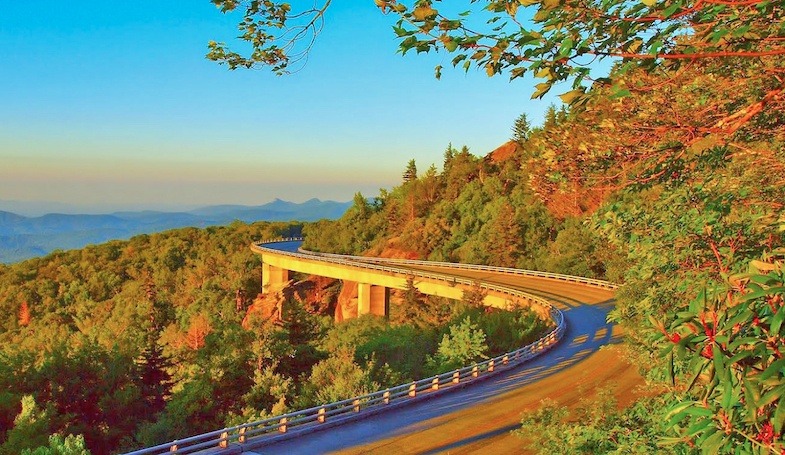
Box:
[302,54,785,452]
[0,199,351,264]
[0,221,548,454]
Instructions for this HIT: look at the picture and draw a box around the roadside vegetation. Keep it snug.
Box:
[0,221,549,454]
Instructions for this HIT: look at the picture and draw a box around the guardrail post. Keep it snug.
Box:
[239,427,246,443]
[488,359,495,372]
[318,407,326,423]
[408,383,416,397]
[219,430,229,448]
[170,443,178,452]
[472,366,478,378]
[431,377,439,391]
[353,399,361,412]
[383,390,390,404]
[279,417,287,433]
[452,371,460,384]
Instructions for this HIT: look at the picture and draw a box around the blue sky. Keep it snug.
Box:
[0,1,559,214]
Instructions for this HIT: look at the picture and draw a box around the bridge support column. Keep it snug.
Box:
[262,263,290,290]
[357,283,389,317]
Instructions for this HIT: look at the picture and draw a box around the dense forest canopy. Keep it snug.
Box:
[0,221,549,454]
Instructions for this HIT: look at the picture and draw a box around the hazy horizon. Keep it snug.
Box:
[0,195,354,217]
[1,3,558,212]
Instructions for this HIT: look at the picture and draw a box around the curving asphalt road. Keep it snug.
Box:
[239,243,642,455]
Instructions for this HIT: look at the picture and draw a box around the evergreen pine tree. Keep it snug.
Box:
[402,159,418,184]
[136,333,173,418]
[511,113,531,145]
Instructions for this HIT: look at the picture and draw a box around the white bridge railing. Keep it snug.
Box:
[125,238,580,455]
[299,248,618,290]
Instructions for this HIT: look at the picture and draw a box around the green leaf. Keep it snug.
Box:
[531,82,552,99]
[558,38,574,58]
[774,395,785,434]
[535,67,551,79]
[720,375,736,410]
[701,430,725,454]
[649,39,663,56]
[451,54,467,66]
[772,308,785,335]
[761,358,785,381]
[665,401,695,422]
[757,384,785,408]
[558,89,584,104]
[609,88,631,99]
[743,376,760,412]
[727,350,753,366]
[662,1,682,18]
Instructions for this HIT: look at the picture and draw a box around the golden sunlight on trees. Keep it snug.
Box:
[18,302,30,327]
[184,314,212,350]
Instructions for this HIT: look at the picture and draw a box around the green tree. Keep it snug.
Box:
[402,159,418,184]
[20,434,90,455]
[428,316,488,374]
[511,113,531,145]
[393,276,430,326]
[135,334,173,419]
[1,396,51,455]
[297,348,379,407]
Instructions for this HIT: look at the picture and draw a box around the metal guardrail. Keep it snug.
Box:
[298,248,619,290]
[125,238,571,455]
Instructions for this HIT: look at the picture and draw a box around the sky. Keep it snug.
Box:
[0,1,560,215]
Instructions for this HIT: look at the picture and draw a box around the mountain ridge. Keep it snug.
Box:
[0,199,350,263]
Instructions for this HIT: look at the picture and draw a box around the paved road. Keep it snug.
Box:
[242,264,641,454]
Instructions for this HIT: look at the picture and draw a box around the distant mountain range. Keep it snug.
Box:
[0,198,350,264]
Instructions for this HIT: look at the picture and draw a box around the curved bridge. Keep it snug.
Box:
[252,239,590,320]
[127,240,639,455]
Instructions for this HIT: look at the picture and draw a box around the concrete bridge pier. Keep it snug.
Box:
[262,263,290,290]
[357,283,390,317]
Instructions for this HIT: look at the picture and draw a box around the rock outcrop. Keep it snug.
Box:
[242,276,340,328]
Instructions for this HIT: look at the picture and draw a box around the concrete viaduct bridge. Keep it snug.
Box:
[127,239,640,455]
[254,239,591,319]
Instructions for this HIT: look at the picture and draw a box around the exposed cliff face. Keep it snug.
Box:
[242,276,339,328]
[367,237,422,260]
[242,280,289,328]
[331,237,425,322]
[488,140,519,163]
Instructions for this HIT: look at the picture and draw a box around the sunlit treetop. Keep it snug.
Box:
[207,0,785,101]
